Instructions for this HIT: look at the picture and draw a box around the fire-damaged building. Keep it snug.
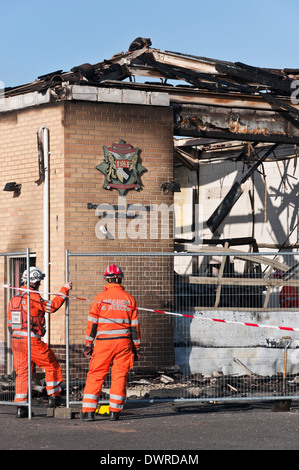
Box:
[1,37,299,380]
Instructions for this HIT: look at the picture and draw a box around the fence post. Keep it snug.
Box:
[26,248,32,420]
[65,249,70,409]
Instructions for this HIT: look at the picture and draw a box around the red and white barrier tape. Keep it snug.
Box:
[2,284,299,333]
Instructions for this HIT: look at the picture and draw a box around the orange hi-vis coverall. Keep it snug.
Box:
[7,286,69,405]
[82,283,140,415]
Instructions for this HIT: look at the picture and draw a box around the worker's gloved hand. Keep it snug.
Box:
[83,345,93,359]
[134,351,140,362]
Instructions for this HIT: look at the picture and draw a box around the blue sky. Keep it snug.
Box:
[1,0,298,88]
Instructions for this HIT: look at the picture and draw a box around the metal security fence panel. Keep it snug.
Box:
[0,250,32,415]
[66,252,175,405]
[66,251,299,406]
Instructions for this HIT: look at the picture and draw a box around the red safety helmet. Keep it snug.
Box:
[104,264,124,280]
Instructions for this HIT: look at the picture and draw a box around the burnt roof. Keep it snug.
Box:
[3,38,299,144]
[4,37,298,99]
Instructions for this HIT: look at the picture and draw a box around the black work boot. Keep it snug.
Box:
[16,406,33,418]
[82,411,95,421]
[109,411,120,421]
[48,395,62,408]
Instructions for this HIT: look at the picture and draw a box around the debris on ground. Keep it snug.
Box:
[1,367,299,404]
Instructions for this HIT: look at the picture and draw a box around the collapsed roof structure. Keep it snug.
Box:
[3,37,299,235]
[4,36,299,144]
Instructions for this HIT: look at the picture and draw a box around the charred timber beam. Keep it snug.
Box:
[174,126,299,144]
[216,62,293,95]
[138,56,255,94]
[139,57,224,93]
[234,62,293,95]
[206,144,279,233]
[140,55,299,128]
[174,148,198,171]
[149,49,222,75]
[202,236,259,250]
[258,93,299,129]
[215,62,299,126]
[174,103,299,143]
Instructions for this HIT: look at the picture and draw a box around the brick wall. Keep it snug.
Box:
[0,104,68,368]
[0,99,176,376]
[63,101,175,372]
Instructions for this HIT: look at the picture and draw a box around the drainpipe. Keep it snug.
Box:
[36,126,50,344]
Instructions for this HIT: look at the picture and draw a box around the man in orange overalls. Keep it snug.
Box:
[7,266,72,418]
[82,264,141,422]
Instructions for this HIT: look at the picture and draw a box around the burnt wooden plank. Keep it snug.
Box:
[139,57,225,93]
[138,56,253,94]
[240,143,279,183]
[216,62,292,95]
[260,93,299,121]
[206,144,278,233]
[235,61,293,94]
[174,126,299,144]
[155,59,299,130]
[206,182,245,233]
[215,63,299,123]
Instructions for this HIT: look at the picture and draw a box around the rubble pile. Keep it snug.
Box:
[125,369,299,400]
[2,368,299,404]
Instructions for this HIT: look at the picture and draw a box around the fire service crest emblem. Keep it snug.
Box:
[96,140,147,195]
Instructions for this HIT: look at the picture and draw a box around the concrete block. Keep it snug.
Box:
[98,88,122,103]
[47,407,81,419]
[71,85,97,101]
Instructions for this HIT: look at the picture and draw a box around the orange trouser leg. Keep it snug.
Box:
[12,338,63,402]
[31,339,63,396]
[109,341,134,413]
[82,342,112,413]
[82,339,134,414]
[12,339,33,404]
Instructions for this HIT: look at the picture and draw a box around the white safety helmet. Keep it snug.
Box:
[22,267,45,284]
